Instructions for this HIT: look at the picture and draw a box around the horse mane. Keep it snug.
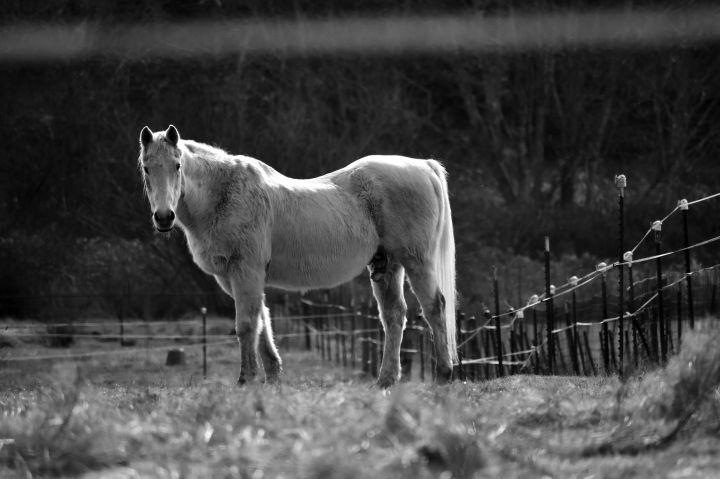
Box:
[182,139,229,160]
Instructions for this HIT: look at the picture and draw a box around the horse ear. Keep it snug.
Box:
[165,125,179,146]
[140,126,153,148]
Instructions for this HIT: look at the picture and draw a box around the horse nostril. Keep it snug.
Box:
[153,211,175,225]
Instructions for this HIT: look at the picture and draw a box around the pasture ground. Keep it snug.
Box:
[1,320,720,479]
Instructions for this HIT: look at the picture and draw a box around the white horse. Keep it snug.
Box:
[138,125,456,387]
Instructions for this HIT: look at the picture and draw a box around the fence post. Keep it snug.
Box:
[625,251,638,366]
[679,199,695,330]
[480,309,490,378]
[361,312,370,375]
[569,276,580,375]
[417,313,426,381]
[456,311,465,380]
[201,306,207,378]
[527,298,538,375]
[469,315,480,380]
[351,309,358,370]
[676,287,682,353]
[584,331,597,375]
[616,174,626,376]
[653,220,667,364]
[508,308,517,375]
[599,262,610,373]
[326,308,333,363]
[336,312,341,365]
[341,314,347,368]
[544,236,555,375]
[493,267,504,377]
[301,302,312,351]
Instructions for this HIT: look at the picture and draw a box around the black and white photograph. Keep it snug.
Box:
[1,1,720,477]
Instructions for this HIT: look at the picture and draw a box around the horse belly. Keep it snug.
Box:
[266,219,378,291]
[266,247,374,290]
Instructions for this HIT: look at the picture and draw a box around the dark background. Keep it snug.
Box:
[1,0,719,319]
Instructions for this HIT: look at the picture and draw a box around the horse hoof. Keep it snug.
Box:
[435,367,453,384]
[376,376,397,389]
[264,373,282,385]
[237,375,256,386]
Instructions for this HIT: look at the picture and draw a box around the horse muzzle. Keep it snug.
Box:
[153,210,176,232]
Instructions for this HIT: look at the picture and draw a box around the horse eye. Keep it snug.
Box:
[175,163,180,171]
[143,167,149,174]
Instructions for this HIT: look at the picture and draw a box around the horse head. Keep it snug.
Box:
[138,125,182,232]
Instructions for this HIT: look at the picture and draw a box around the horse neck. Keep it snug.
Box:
[175,146,214,234]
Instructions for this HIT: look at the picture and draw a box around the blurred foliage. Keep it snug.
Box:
[1,0,719,317]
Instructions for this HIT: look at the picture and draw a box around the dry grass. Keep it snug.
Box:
[1,323,719,478]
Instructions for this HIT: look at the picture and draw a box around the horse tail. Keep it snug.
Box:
[427,160,457,364]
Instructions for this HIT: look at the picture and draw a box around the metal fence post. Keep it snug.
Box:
[417,313,425,381]
[456,310,465,380]
[301,302,312,351]
[201,306,207,378]
[569,276,580,375]
[361,312,370,375]
[653,220,667,364]
[599,262,610,373]
[544,237,555,375]
[676,287,682,353]
[625,251,637,366]
[493,267,504,377]
[616,174,626,376]
[351,309,358,370]
[679,199,695,329]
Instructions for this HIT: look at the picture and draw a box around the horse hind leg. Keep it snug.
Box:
[258,301,282,383]
[370,261,407,388]
[405,263,453,383]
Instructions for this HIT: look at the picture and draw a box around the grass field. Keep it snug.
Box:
[1,321,720,479]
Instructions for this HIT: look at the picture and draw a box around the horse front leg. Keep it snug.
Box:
[230,274,264,385]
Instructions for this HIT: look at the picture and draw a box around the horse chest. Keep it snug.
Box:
[185,234,230,275]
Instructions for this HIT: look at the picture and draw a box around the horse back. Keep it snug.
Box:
[331,155,444,251]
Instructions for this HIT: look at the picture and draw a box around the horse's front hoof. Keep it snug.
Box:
[237,374,257,386]
[376,375,398,389]
[435,366,453,384]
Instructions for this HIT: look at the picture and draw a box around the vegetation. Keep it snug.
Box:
[2,0,719,318]
[1,322,719,478]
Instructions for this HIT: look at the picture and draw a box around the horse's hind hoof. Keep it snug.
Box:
[264,373,282,385]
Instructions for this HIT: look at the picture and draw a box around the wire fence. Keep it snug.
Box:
[1,176,719,381]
